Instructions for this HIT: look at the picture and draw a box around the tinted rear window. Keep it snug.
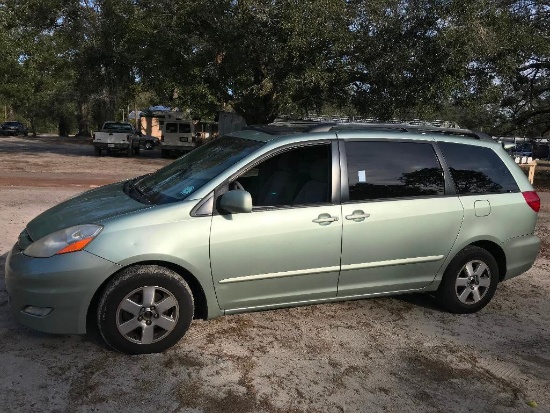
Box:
[103,123,133,132]
[346,141,445,201]
[438,142,519,195]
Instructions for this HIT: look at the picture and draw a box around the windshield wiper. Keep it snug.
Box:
[124,179,151,204]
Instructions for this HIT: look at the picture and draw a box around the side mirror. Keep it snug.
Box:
[219,190,252,214]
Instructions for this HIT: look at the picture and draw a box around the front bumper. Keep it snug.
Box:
[5,243,121,334]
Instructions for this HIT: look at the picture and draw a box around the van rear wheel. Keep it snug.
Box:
[436,246,499,313]
[97,265,194,354]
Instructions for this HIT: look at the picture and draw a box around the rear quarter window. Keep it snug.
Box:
[438,142,519,195]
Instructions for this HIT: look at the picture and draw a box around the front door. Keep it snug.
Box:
[210,143,342,310]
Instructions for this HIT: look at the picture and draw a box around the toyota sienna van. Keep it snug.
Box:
[5,124,541,354]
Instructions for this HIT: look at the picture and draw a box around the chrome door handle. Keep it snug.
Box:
[345,210,370,222]
[312,213,339,225]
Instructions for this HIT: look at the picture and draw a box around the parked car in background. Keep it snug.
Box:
[136,131,160,150]
[5,124,541,354]
[92,122,140,156]
[513,145,533,157]
[1,121,28,136]
[160,117,198,157]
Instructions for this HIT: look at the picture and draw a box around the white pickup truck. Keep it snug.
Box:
[92,122,140,157]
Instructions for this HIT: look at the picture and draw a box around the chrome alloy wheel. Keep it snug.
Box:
[455,260,491,304]
[116,285,179,344]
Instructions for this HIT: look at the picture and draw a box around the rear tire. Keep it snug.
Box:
[144,141,153,150]
[94,146,102,156]
[127,146,133,157]
[436,246,499,313]
[97,265,194,354]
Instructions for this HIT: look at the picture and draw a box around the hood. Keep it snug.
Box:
[26,181,151,241]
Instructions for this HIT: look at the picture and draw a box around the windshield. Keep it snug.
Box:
[131,136,263,204]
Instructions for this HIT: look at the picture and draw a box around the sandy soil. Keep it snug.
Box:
[0,135,549,413]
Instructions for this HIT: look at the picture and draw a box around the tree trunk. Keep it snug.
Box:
[58,117,69,137]
[76,102,91,137]
[233,96,277,125]
[30,116,37,137]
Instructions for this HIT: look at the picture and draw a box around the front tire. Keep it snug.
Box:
[436,246,499,313]
[97,265,194,354]
[144,141,153,150]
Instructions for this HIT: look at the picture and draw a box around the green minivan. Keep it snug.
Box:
[5,125,541,354]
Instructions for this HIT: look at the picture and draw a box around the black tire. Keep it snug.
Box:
[127,145,133,157]
[134,147,140,155]
[144,141,153,150]
[436,246,499,314]
[161,149,169,158]
[97,265,194,354]
[94,146,102,156]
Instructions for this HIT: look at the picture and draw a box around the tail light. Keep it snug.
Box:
[522,191,540,213]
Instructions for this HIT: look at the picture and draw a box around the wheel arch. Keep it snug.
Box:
[86,260,210,333]
[468,240,507,281]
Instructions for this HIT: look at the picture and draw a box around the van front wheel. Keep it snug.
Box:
[436,246,499,314]
[97,265,194,354]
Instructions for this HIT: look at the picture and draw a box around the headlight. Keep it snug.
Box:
[24,224,103,258]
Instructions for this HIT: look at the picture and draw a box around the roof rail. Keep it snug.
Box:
[328,123,495,142]
[245,121,496,142]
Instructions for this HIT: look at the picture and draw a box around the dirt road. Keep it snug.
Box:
[0,135,549,413]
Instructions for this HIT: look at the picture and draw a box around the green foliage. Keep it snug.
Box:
[0,0,549,135]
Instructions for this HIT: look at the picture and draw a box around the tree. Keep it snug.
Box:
[0,0,80,135]
[497,1,550,136]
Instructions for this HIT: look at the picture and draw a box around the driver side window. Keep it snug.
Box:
[233,144,331,207]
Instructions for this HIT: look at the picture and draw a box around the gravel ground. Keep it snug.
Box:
[0,135,549,413]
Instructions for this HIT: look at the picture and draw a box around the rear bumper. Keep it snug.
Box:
[93,141,136,150]
[502,234,541,281]
[5,243,120,334]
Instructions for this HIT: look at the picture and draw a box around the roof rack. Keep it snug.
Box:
[307,122,495,142]
[245,121,496,142]
[242,121,323,135]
